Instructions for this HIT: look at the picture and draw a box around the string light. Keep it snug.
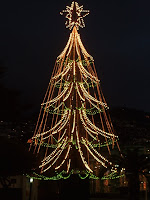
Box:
[63,82,74,102]
[40,137,68,172]
[60,2,90,30]
[71,110,76,133]
[26,170,124,181]
[76,83,85,101]
[82,138,107,168]
[55,145,71,170]
[76,129,93,173]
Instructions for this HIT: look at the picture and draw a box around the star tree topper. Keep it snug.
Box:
[60,1,90,30]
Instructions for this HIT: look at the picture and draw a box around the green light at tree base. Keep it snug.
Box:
[26,170,124,181]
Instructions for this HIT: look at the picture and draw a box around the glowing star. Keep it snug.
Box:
[60,1,89,30]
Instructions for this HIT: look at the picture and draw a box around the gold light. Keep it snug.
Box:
[60,1,90,30]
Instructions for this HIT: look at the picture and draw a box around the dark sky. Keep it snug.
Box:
[0,0,150,113]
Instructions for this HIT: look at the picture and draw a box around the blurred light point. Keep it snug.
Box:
[30,178,33,183]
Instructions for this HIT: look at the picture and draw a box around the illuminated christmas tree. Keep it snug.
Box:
[29,2,120,180]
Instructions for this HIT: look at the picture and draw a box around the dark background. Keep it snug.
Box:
[0,0,150,116]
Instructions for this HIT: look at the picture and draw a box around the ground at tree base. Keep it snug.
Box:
[90,196,147,200]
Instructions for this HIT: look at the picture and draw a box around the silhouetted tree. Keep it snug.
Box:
[0,136,40,188]
[111,148,150,200]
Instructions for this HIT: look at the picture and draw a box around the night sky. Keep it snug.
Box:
[0,0,150,114]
